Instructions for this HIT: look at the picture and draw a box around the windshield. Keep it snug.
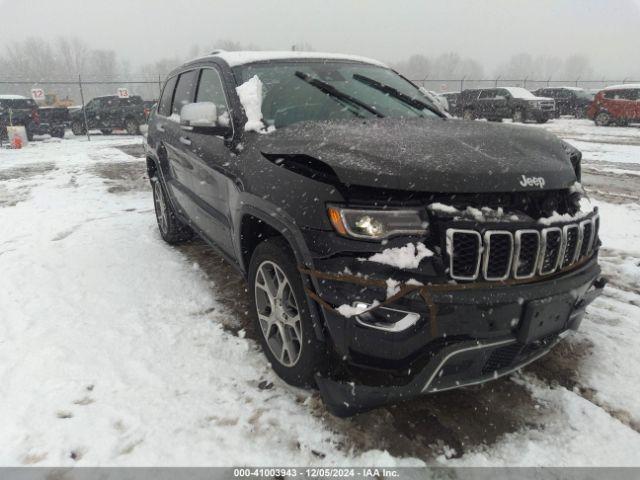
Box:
[233,61,441,128]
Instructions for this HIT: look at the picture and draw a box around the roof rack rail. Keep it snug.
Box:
[210,49,226,55]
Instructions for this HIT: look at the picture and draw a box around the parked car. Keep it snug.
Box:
[146,51,604,416]
[419,89,449,112]
[70,95,146,135]
[533,87,594,118]
[38,106,70,138]
[0,95,47,141]
[441,91,460,115]
[459,87,556,123]
[587,84,640,126]
[143,100,157,121]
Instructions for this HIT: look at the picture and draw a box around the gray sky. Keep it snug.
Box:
[2,0,639,77]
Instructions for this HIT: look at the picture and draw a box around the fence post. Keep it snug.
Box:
[158,74,162,97]
[523,77,527,88]
[547,76,551,87]
[575,77,580,87]
[494,76,500,87]
[622,77,628,85]
[78,74,91,141]
[460,76,465,92]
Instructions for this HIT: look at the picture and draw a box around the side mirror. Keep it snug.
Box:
[180,102,232,136]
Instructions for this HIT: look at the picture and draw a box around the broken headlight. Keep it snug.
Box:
[327,206,428,240]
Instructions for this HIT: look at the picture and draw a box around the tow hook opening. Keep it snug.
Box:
[353,302,421,332]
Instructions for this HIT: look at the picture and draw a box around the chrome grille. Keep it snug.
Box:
[513,230,540,279]
[483,231,513,281]
[447,216,598,281]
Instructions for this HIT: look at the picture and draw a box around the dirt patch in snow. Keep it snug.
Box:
[177,240,253,337]
[313,375,545,461]
[89,161,149,194]
[0,162,57,182]
[114,143,146,158]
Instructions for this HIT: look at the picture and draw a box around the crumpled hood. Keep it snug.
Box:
[255,118,577,193]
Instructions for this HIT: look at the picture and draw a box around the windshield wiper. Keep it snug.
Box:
[352,73,444,117]
[295,71,384,118]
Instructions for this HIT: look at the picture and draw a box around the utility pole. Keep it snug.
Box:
[78,74,90,141]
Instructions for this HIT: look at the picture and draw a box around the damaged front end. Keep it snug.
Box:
[300,193,606,416]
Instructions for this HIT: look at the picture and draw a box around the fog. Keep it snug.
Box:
[1,0,639,78]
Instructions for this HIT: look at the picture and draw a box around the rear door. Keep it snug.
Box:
[184,66,235,254]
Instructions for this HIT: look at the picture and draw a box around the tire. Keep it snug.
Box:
[151,177,193,244]
[536,118,549,124]
[462,109,475,121]
[71,121,85,136]
[488,117,503,122]
[100,129,113,135]
[594,111,610,126]
[26,129,34,141]
[125,118,140,135]
[512,108,526,123]
[52,127,65,138]
[249,237,327,387]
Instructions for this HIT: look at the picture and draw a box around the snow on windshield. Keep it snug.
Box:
[235,75,271,133]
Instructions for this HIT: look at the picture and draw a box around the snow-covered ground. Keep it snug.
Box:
[0,122,639,466]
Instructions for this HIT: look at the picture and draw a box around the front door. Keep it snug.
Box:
[184,67,236,255]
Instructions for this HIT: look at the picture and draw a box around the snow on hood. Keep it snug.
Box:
[0,94,27,99]
[503,87,552,101]
[211,50,388,68]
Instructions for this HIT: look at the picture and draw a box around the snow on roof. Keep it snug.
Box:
[603,83,640,91]
[502,87,538,99]
[209,50,388,68]
[0,94,27,99]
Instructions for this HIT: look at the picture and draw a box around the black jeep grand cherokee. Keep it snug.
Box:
[146,51,605,416]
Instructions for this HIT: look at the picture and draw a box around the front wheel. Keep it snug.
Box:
[249,238,327,387]
[71,121,85,136]
[100,129,113,135]
[536,118,549,124]
[125,118,140,135]
[512,108,526,123]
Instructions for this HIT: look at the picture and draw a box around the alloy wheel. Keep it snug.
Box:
[153,181,169,235]
[254,260,303,367]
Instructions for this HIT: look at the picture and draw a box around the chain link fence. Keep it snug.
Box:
[0,76,164,106]
[409,77,640,93]
[2,76,640,106]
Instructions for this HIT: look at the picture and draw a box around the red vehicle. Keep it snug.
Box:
[587,84,640,126]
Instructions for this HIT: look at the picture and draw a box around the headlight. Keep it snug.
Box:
[327,206,428,240]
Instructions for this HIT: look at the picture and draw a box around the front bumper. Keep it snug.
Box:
[309,255,604,416]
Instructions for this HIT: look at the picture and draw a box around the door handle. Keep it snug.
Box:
[179,136,191,146]
[156,124,165,132]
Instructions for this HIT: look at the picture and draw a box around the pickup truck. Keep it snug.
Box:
[70,95,147,135]
[0,95,48,141]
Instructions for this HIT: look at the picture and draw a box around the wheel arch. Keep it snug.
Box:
[236,203,326,341]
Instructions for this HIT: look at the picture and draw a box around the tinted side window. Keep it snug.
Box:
[196,68,229,116]
[604,90,635,100]
[172,70,199,116]
[159,76,178,117]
